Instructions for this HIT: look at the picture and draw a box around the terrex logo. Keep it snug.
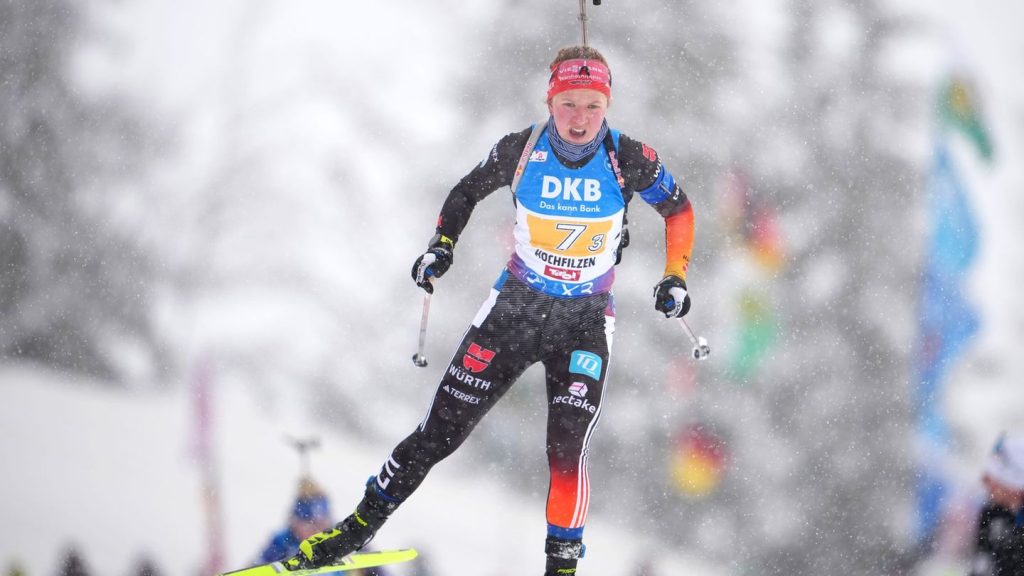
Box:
[541,175,602,201]
[463,342,495,373]
[442,385,481,405]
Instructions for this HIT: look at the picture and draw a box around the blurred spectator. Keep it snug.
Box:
[56,548,90,576]
[134,555,162,576]
[406,548,434,576]
[633,558,657,576]
[255,477,392,575]
[967,431,1024,576]
[258,477,334,563]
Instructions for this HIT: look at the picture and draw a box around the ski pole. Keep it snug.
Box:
[411,285,432,368]
[677,317,711,360]
[287,436,321,477]
[577,0,603,48]
[578,0,590,47]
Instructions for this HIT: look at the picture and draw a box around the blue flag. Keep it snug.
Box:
[914,140,980,542]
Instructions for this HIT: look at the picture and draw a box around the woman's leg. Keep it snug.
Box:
[292,274,544,567]
[541,301,614,576]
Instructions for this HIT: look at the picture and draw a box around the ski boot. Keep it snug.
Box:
[544,535,584,576]
[285,480,400,570]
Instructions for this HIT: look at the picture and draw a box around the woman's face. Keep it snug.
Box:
[291,516,332,540]
[547,88,609,145]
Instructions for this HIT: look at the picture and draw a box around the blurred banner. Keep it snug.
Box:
[913,73,992,544]
[731,288,777,380]
[192,357,225,574]
[722,170,785,272]
[666,354,698,397]
[938,77,994,162]
[721,170,783,381]
[670,424,727,498]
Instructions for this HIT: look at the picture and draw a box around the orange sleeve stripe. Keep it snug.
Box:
[664,204,694,279]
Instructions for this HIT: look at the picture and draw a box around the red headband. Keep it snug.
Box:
[547,58,612,101]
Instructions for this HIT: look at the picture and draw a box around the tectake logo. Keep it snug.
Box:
[568,381,588,398]
[463,342,496,373]
[553,392,597,414]
[544,265,580,282]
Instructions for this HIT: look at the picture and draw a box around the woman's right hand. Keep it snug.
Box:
[411,235,455,294]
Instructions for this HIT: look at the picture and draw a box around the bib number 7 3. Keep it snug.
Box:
[530,215,613,256]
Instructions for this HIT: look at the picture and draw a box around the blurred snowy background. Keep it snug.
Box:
[1,0,1022,575]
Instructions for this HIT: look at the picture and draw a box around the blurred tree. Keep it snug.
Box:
[0,0,154,379]
[709,2,919,574]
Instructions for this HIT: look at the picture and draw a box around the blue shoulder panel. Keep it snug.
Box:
[636,164,675,205]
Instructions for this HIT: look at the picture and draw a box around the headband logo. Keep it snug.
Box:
[547,59,611,99]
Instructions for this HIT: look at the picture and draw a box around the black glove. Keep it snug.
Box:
[411,234,455,294]
[653,275,691,318]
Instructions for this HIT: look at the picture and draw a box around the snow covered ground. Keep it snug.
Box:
[0,364,723,576]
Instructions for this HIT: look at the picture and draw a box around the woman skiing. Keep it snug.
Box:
[289,45,696,576]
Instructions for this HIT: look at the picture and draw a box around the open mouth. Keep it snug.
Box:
[569,127,587,138]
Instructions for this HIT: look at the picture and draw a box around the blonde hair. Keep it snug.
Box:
[549,46,609,69]
[297,476,325,499]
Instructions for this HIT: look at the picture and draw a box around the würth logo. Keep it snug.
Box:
[463,342,496,373]
[641,142,658,162]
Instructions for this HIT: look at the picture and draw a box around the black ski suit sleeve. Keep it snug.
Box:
[616,132,694,279]
[616,133,691,218]
[435,128,532,242]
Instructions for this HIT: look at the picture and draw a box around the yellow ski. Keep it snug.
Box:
[218,548,418,575]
